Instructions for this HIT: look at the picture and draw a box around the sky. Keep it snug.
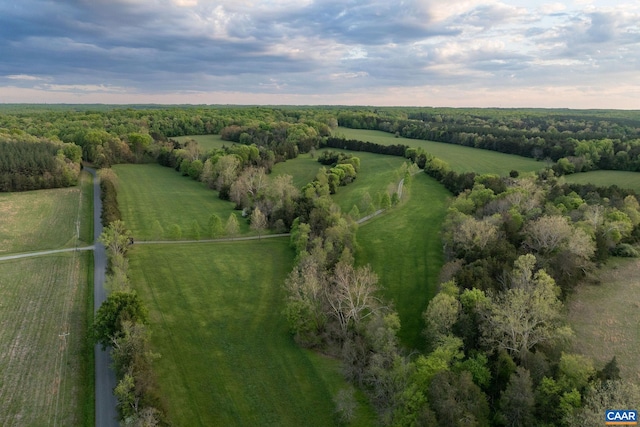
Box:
[1,0,639,108]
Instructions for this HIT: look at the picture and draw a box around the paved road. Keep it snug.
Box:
[86,167,119,427]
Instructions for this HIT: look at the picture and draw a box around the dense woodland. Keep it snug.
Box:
[3,105,640,426]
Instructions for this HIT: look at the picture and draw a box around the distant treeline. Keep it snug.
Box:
[337,109,640,174]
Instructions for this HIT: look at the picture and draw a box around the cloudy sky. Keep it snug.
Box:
[1,0,639,108]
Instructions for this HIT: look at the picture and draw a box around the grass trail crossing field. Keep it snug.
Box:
[356,173,450,351]
[113,164,251,240]
[336,127,545,175]
[129,240,375,426]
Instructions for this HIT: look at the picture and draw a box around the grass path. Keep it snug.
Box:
[356,173,450,351]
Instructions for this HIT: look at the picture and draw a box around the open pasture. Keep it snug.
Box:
[129,240,374,426]
[0,171,92,254]
[564,170,640,193]
[272,150,408,214]
[0,253,93,426]
[567,258,640,382]
[173,134,229,152]
[356,173,449,350]
[336,127,544,175]
[113,164,249,240]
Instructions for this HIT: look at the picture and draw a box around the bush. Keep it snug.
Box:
[612,243,639,257]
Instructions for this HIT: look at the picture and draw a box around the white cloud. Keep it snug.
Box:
[6,74,45,81]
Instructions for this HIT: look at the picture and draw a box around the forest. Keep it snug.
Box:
[2,104,640,426]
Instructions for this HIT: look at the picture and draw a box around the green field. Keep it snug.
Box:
[129,240,375,426]
[173,134,229,152]
[272,151,408,213]
[336,127,544,175]
[0,253,93,427]
[113,164,250,240]
[0,171,93,253]
[564,170,640,193]
[356,173,449,350]
[567,258,640,382]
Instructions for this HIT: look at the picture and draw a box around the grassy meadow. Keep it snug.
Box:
[335,127,544,175]
[356,173,449,350]
[113,164,250,240]
[0,170,93,253]
[563,170,640,193]
[173,134,229,152]
[567,258,640,382]
[272,150,408,213]
[129,240,375,426]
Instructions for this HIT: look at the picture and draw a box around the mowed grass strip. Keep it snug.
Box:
[356,173,450,351]
[336,127,544,175]
[0,253,92,427]
[567,258,640,382]
[113,164,249,240]
[564,170,640,193]
[129,240,374,426]
[0,171,92,253]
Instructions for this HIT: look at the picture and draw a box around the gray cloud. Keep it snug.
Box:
[1,0,639,106]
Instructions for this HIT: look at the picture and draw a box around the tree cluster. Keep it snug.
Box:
[94,219,165,424]
[0,131,81,191]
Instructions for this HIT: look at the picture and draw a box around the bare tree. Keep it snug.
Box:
[326,262,381,337]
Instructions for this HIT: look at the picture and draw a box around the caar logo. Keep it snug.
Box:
[606,410,638,425]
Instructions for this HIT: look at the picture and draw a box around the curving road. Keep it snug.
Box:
[86,167,119,427]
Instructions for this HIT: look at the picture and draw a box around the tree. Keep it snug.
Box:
[326,262,380,337]
[567,380,640,427]
[208,214,223,238]
[481,255,562,358]
[99,219,133,258]
[499,367,535,427]
[250,207,267,240]
[428,370,490,427]
[423,290,460,347]
[93,291,148,349]
[167,223,182,239]
[225,213,240,239]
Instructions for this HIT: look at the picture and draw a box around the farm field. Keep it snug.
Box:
[173,134,228,152]
[113,164,250,240]
[567,258,640,382]
[0,253,93,427]
[335,127,544,175]
[356,173,449,350]
[0,171,93,254]
[128,240,375,426]
[564,170,640,193]
[272,150,408,213]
